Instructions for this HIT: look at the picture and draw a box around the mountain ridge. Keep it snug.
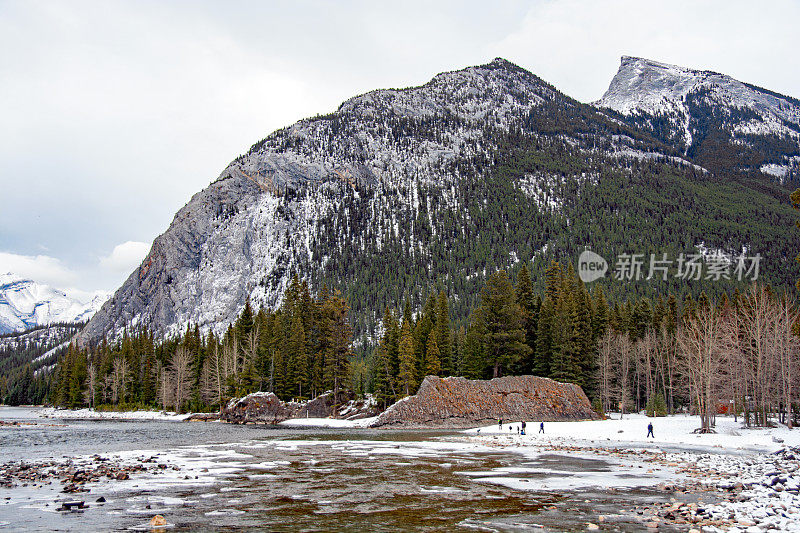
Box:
[0,273,109,334]
[77,57,800,345]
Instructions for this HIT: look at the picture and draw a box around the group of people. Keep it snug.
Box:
[497,418,656,438]
[498,418,545,435]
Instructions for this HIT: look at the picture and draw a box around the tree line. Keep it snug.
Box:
[52,277,353,412]
[48,264,800,430]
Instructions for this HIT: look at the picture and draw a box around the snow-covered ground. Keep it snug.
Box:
[464,414,800,532]
[29,407,378,426]
[466,414,800,453]
[278,416,377,428]
[36,407,192,421]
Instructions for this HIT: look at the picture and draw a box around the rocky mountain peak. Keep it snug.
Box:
[597,56,722,116]
[596,56,800,173]
[598,56,800,124]
[335,57,553,124]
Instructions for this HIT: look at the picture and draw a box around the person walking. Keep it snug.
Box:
[498,418,503,430]
[647,422,654,438]
[539,422,544,434]
[521,421,526,435]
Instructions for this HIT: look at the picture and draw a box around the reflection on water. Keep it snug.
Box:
[0,407,678,532]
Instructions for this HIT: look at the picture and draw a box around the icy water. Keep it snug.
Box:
[0,407,684,532]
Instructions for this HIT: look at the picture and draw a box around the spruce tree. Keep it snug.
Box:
[435,292,451,375]
[288,313,308,399]
[424,334,441,377]
[397,319,416,396]
[515,264,539,372]
[322,291,352,407]
[535,296,554,376]
[480,270,530,378]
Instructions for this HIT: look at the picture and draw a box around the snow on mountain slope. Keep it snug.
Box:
[0,273,109,334]
[77,59,573,343]
[596,56,800,176]
[77,57,800,345]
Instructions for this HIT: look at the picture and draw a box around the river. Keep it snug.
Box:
[0,406,685,532]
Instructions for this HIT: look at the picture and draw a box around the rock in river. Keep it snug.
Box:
[370,375,600,428]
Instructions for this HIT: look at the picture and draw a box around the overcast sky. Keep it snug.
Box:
[2,0,798,301]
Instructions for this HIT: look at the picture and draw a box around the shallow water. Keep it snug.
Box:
[0,407,684,532]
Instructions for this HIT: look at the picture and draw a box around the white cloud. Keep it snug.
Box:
[0,251,77,287]
[99,241,150,273]
[1,1,799,298]
[491,0,800,103]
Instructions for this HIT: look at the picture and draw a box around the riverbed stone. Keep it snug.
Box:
[220,392,290,424]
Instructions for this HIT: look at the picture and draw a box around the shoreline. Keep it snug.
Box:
[3,409,800,531]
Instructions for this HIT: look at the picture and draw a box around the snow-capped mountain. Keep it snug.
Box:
[78,58,800,345]
[0,273,109,334]
[596,56,800,179]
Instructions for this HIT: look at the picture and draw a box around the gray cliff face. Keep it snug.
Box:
[78,59,558,343]
[596,56,800,177]
[79,174,263,342]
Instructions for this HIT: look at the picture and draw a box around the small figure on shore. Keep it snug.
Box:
[521,421,526,435]
[498,418,503,430]
[539,422,544,434]
[647,422,654,438]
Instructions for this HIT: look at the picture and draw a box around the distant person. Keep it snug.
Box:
[521,421,526,435]
[498,418,503,430]
[539,422,544,434]
[647,422,654,438]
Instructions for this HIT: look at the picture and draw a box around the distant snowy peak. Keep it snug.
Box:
[0,273,110,334]
[598,56,719,115]
[596,56,800,173]
[598,55,800,129]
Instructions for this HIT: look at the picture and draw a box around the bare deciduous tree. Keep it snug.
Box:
[170,346,192,413]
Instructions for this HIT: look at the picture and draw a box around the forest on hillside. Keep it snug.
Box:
[41,264,800,430]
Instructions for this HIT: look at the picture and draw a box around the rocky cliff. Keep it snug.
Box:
[370,375,600,428]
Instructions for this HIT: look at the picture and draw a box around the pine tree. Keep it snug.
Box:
[515,263,539,372]
[591,286,609,340]
[535,296,554,376]
[549,287,580,384]
[574,280,594,393]
[435,292,451,375]
[413,294,436,383]
[322,291,352,407]
[481,270,531,378]
[397,319,416,396]
[288,313,309,399]
[424,334,441,377]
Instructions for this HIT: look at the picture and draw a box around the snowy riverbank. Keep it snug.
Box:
[36,407,193,421]
[464,414,800,532]
[466,414,800,453]
[277,416,377,428]
[15,406,376,426]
